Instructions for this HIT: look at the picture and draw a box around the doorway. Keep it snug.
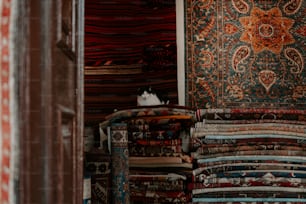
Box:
[84,0,179,122]
[83,0,181,203]
[17,0,184,203]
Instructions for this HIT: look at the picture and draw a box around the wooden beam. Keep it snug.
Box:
[84,65,143,75]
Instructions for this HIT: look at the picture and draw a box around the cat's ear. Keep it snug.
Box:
[137,87,143,95]
[148,86,152,93]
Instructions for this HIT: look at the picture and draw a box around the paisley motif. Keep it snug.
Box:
[200,50,214,67]
[231,0,250,14]
[258,70,277,92]
[232,46,250,73]
[197,0,213,9]
[283,0,302,15]
[284,48,304,74]
[195,15,215,41]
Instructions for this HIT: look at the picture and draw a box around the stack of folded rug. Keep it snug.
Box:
[190,109,306,203]
[100,106,196,204]
[127,110,194,203]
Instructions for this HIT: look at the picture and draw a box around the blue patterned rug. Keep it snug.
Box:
[185,0,305,110]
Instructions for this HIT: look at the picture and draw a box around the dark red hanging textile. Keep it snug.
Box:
[85,0,176,66]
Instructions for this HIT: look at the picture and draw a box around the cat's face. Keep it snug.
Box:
[139,90,151,99]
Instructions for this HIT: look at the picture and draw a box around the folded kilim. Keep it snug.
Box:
[192,123,306,137]
[191,116,306,202]
[193,163,306,175]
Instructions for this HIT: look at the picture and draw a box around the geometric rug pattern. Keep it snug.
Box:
[185,0,305,110]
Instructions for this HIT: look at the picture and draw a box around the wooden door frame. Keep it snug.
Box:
[75,0,85,203]
[18,0,84,203]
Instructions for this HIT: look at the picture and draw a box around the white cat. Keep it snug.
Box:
[137,87,169,106]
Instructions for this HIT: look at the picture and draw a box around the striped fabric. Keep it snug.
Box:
[191,109,306,203]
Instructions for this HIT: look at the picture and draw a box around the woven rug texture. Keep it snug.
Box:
[185,0,305,110]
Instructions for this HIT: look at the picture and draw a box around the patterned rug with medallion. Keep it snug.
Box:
[185,1,306,203]
[185,0,305,110]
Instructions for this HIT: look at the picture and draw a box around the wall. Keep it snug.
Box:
[176,0,185,105]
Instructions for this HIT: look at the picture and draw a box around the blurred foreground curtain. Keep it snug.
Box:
[0,0,18,203]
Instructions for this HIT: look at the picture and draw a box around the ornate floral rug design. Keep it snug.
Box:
[185,0,305,110]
